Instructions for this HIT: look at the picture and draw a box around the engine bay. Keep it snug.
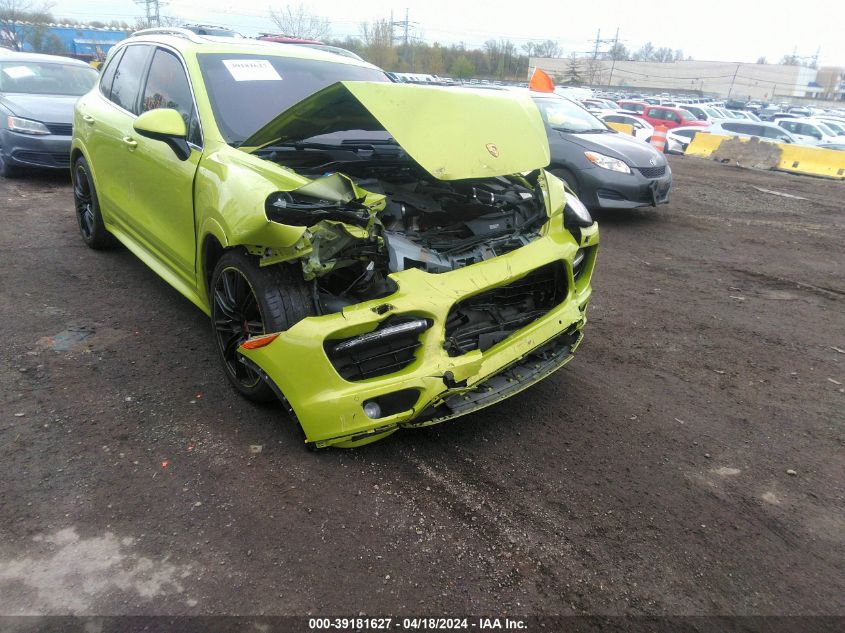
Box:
[261,145,549,314]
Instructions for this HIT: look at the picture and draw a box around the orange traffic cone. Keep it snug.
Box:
[650,126,668,153]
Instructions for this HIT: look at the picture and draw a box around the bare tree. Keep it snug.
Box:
[360,19,395,69]
[268,3,329,40]
[0,0,54,50]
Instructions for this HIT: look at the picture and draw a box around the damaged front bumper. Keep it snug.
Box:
[239,223,599,448]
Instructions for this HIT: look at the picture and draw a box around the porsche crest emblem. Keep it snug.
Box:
[485,143,499,158]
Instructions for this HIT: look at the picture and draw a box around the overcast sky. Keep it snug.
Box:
[55,0,845,67]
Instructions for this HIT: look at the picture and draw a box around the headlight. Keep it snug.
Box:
[7,116,50,136]
[584,150,631,174]
[564,192,592,228]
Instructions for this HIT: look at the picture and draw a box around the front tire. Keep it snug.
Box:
[210,250,315,402]
[73,156,116,249]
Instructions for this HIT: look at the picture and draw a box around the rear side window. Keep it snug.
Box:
[761,126,787,139]
[99,48,124,98]
[110,44,152,113]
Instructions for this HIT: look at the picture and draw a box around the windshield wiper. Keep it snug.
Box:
[260,139,404,154]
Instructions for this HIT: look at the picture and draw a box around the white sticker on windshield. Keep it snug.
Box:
[2,66,36,79]
[222,59,282,82]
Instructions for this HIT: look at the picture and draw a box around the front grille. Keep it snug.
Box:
[444,262,567,357]
[45,123,73,136]
[325,316,431,381]
[637,165,666,179]
[13,151,70,167]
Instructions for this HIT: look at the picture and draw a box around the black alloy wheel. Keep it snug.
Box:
[212,267,266,390]
[74,162,95,240]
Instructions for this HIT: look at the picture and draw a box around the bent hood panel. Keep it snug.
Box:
[241,81,550,180]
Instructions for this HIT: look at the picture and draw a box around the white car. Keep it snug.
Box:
[599,111,684,153]
[727,110,762,122]
[815,118,845,136]
[682,104,722,123]
[666,126,709,152]
[776,118,845,146]
[708,120,798,144]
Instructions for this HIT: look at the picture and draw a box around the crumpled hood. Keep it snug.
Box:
[240,81,550,180]
[0,94,78,124]
[561,130,666,168]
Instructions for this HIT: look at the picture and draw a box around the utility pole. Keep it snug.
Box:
[727,62,740,97]
[587,28,616,85]
[134,0,164,27]
[404,7,409,46]
[606,27,619,88]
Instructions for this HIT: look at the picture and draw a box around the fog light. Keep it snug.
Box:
[363,401,382,419]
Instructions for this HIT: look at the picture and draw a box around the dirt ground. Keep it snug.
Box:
[0,157,843,621]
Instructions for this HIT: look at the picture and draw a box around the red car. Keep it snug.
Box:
[639,105,709,130]
[617,100,647,114]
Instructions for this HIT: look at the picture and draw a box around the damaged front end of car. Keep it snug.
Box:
[227,81,599,447]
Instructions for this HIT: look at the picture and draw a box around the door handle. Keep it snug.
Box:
[81,114,95,124]
[122,136,138,149]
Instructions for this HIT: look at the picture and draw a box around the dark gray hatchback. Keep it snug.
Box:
[531,93,672,210]
[0,52,98,177]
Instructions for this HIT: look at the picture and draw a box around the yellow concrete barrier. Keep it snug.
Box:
[777,144,845,180]
[685,133,845,179]
[605,122,634,136]
[684,133,731,157]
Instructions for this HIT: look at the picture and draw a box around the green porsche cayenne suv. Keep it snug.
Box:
[71,29,599,448]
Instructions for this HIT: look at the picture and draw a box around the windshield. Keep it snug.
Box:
[532,96,608,133]
[0,61,98,96]
[197,53,389,145]
[679,109,697,121]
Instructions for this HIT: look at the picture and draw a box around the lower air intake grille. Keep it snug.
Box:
[444,262,567,357]
[325,316,431,381]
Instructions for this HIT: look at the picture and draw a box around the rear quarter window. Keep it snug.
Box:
[98,48,124,98]
[109,44,152,113]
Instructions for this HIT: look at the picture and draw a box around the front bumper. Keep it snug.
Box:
[240,223,599,448]
[579,164,672,210]
[0,129,72,170]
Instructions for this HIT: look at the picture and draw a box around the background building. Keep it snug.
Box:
[529,57,834,101]
[0,22,130,61]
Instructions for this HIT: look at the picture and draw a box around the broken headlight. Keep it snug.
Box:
[564,192,592,228]
[265,191,371,228]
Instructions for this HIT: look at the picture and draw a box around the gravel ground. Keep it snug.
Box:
[0,157,843,621]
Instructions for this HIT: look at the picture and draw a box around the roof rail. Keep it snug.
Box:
[130,27,203,42]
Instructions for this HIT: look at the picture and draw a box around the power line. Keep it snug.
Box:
[133,0,166,27]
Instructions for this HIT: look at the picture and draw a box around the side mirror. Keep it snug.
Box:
[133,108,191,160]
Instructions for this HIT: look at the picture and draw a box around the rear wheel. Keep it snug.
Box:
[73,156,116,249]
[210,250,315,402]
